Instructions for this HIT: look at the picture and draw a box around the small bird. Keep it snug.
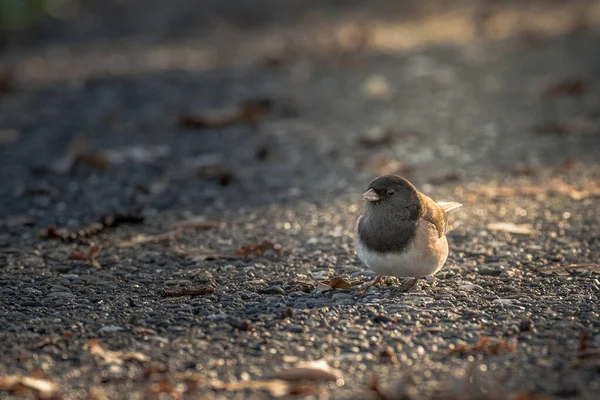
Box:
[355,175,462,290]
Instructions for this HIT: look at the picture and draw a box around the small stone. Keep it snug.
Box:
[519,319,535,332]
[98,325,124,334]
[332,293,353,301]
[478,265,504,276]
[493,299,514,306]
[263,286,285,295]
[46,292,76,300]
[458,284,484,291]
[189,269,214,283]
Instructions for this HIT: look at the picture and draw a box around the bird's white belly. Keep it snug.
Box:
[355,237,446,278]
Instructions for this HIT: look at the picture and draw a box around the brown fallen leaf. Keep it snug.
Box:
[448,336,516,356]
[542,78,587,98]
[179,98,272,129]
[236,240,282,257]
[363,155,413,176]
[133,327,158,336]
[171,218,224,231]
[0,375,58,397]
[67,244,101,268]
[116,220,221,248]
[487,222,534,235]
[160,285,215,297]
[261,360,344,386]
[318,276,358,290]
[88,338,149,365]
[40,211,144,243]
[533,264,600,275]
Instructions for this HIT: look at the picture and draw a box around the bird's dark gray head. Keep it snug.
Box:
[362,175,423,220]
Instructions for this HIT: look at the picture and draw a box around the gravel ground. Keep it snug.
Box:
[1,1,600,399]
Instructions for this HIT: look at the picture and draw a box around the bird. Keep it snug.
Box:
[355,175,462,290]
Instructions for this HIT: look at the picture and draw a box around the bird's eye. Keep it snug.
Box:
[387,189,395,196]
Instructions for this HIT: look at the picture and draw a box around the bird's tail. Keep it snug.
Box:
[437,202,463,212]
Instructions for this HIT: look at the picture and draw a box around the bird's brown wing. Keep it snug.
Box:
[419,193,448,238]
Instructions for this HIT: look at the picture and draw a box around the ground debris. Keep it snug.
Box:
[472,180,600,201]
[0,128,19,144]
[67,244,101,268]
[179,98,273,129]
[236,240,282,257]
[88,339,149,365]
[542,78,587,98]
[160,285,215,297]
[448,336,516,356]
[116,219,222,248]
[360,155,414,176]
[318,276,358,290]
[487,222,534,235]
[533,264,600,275]
[261,360,344,386]
[357,127,394,147]
[40,211,144,243]
[0,374,59,398]
[533,118,597,136]
[226,318,254,332]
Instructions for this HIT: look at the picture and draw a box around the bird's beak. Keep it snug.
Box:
[362,188,380,202]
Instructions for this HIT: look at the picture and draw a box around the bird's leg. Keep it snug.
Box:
[399,277,420,292]
[424,276,436,286]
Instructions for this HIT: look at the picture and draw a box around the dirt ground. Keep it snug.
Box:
[1,1,600,399]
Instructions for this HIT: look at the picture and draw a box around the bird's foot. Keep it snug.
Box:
[424,276,436,286]
[398,277,420,292]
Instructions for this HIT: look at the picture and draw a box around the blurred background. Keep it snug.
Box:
[1,0,599,218]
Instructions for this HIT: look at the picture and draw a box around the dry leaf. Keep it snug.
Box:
[448,336,516,355]
[262,360,344,386]
[179,98,272,129]
[88,338,149,365]
[116,221,221,248]
[318,276,357,290]
[236,240,282,257]
[40,211,144,243]
[0,375,58,397]
[171,218,224,231]
[161,285,215,297]
[364,155,413,176]
[542,78,587,97]
[533,264,600,275]
[67,244,101,268]
[487,222,534,235]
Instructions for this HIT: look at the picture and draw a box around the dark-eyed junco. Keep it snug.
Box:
[355,175,462,290]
